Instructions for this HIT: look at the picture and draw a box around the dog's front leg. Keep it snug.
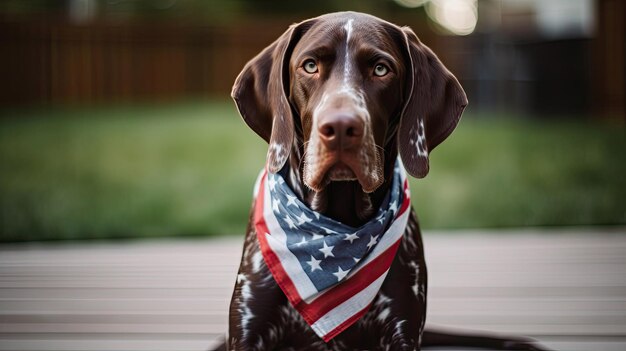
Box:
[228,223,285,350]
[379,213,428,351]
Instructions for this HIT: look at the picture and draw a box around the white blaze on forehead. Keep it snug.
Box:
[337,18,368,118]
[343,18,354,42]
[343,18,354,86]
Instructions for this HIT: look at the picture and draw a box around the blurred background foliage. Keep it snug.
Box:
[0,0,624,241]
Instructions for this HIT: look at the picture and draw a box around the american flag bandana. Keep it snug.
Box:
[252,159,411,342]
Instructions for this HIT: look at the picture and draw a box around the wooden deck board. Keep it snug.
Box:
[1,229,625,351]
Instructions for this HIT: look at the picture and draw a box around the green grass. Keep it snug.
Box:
[409,117,626,229]
[0,101,267,241]
[0,101,624,241]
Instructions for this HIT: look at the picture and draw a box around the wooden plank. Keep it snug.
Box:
[0,229,624,350]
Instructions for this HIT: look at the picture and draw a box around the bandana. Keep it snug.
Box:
[252,159,411,342]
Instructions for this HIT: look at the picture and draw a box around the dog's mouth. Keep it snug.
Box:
[304,149,383,194]
[328,162,356,181]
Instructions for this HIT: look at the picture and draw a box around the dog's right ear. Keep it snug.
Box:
[232,21,313,173]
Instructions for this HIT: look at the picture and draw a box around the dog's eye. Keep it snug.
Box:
[303,60,318,74]
[373,64,389,77]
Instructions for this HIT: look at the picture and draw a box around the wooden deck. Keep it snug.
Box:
[1,228,625,351]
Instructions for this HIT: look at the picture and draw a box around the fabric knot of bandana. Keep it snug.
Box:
[252,159,411,342]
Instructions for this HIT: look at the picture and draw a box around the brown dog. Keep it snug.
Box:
[222,12,550,351]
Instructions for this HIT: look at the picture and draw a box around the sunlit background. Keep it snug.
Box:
[0,0,624,241]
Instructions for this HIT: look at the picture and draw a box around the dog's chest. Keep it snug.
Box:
[235,210,427,350]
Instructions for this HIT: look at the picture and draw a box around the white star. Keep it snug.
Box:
[311,233,323,240]
[268,176,277,191]
[353,257,360,263]
[389,200,398,213]
[319,241,335,258]
[314,212,320,220]
[278,177,285,184]
[307,255,322,272]
[296,212,312,225]
[366,235,379,250]
[286,194,298,207]
[344,232,359,244]
[333,266,349,281]
[295,237,307,246]
[272,199,280,213]
[284,216,296,229]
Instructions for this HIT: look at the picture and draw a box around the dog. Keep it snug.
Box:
[221,12,550,351]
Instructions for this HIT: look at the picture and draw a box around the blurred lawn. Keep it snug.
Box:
[0,101,624,242]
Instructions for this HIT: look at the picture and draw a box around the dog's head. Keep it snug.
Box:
[232,12,467,194]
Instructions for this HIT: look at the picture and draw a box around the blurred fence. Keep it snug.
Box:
[0,18,298,105]
[0,15,439,106]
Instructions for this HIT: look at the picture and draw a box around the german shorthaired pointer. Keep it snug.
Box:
[219,12,550,351]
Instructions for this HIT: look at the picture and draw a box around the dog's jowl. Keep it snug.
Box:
[221,11,550,351]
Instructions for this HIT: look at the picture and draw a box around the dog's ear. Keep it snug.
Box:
[397,27,468,178]
[231,21,312,173]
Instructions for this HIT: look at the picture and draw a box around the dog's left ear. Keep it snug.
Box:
[397,27,468,178]
[232,20,314,173]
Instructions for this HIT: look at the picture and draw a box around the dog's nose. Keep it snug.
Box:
[318,113,364,150]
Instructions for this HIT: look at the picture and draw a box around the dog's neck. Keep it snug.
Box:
[285,142,398,228]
